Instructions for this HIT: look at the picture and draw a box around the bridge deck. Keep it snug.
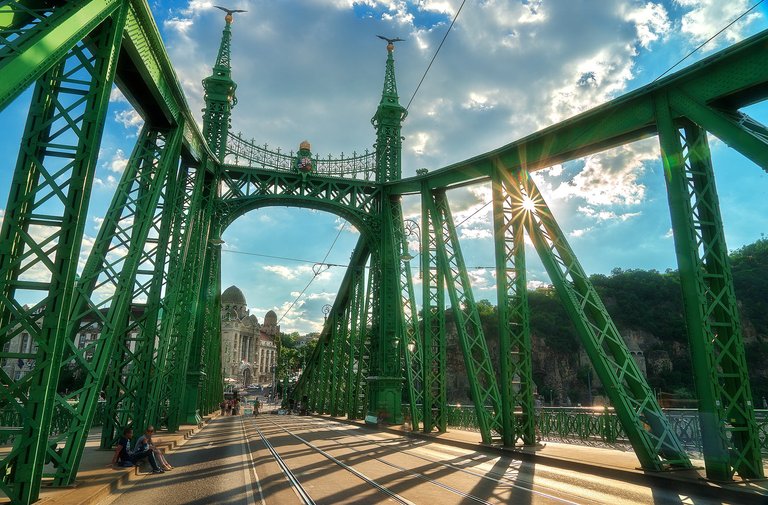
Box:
[7,407,765,505]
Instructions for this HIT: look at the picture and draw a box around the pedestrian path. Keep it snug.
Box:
[0,415,217,505]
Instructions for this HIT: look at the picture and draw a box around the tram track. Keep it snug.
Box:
[250,415,585,504]
[288,417,585,503]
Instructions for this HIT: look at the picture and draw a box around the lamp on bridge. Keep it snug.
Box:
[321,304,332,322]
[399,218,421,278]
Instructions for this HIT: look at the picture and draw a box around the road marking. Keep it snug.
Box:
[240,416,267,505]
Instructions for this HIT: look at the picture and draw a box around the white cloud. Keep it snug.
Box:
[109,149,129,174]
[675,0,762,46]
[552,140,658,206]
[624,2,670,48]
[114,109,144,133]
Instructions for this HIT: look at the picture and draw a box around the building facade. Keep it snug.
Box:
[220,285,279,386]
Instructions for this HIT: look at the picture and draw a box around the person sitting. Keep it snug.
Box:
[109,427,164,474]
[135,426,173,471]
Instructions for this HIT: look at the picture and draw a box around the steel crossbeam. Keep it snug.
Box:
[656,99,763,480]
[506,168,692,471]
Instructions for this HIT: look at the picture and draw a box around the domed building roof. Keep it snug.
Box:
[264,310,278,325]
[221,285,247,305]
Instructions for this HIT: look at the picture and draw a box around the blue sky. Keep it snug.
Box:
[1,1,767,333]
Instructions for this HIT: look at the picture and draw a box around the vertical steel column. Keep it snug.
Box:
[354,264,375,418]
[345,267,366,417]
[492,169,536,446]
[508,168,691,471]
[366,195,405,424]
[425,189,503,443]
[392,202,423,431]
[0,8,126,503]
[146,164,205,430]
[420,186,446,433]
[656,97,763,480]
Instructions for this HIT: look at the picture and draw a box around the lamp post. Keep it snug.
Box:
[400,218,421,278]
[322,304,332,322]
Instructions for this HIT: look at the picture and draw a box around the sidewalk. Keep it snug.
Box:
[0,414,218,505]
[320,414,768,504]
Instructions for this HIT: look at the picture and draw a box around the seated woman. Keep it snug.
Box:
[135,426,173,471]
[110,427,164,474]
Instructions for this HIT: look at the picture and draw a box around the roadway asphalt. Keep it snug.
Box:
[98,412,765,505]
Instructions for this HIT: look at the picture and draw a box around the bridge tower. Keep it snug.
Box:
[366,39,409,424]
[202,8,238,163]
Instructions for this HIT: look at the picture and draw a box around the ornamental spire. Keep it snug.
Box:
[372,36,407,182]
[202,7,245,162]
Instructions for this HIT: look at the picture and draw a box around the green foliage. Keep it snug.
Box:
[442,238,768,406]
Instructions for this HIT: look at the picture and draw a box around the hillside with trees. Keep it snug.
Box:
[443,238,768,408]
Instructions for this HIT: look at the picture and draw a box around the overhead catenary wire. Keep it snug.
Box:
[275,223,346,326]
[653,0,765,82]
[405,0,468,111]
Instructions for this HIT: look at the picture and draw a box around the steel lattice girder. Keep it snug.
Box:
[51,123,181,485]
[492,169,536,447]
[420,182,446,433]
[0,7,127,503]
[391,200,423,430]
[96,126,182,450]
[424,189,503,444]
[506,168,692,471]
[145,164,205,429]
[656,98,763,480]
[0,0,122,112]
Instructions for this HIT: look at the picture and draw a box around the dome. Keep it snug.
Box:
[264,310,277,325]
[221,285,247,305]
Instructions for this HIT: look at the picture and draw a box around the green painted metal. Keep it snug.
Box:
[54,124,181,485]
[425,189,503,443]
[656,98,764,480]
[0,0,121,112]
[393,204,423,431]
[0,6,127,502]
[420,183,447,434]
[506,168,691,471]
[3,3,768,501]
[492,169,536,447]
[202,10,237,163]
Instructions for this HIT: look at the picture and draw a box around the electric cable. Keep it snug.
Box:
[653,0,765,82]
[405,0,468,111]
[275,223,346,326]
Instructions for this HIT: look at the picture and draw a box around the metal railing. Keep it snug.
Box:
[1,401,107,445]
[406,404,768,456]
[225,132,377,181]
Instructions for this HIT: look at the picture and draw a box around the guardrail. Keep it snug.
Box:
[405,404,768,456]
[225,132,377,181]
[1,401,107,445]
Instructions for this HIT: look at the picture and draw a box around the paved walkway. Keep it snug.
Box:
[0,415,218,505]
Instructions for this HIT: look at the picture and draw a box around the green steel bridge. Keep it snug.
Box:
[1,1,767,503]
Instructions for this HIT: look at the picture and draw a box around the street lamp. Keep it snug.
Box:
[400,218,422,278]
[322,304,332,321]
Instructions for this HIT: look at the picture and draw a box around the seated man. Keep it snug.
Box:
[109,427,164,474]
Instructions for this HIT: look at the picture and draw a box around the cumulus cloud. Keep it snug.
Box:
[109,149,129,174]
[114,109,144,133]
[675,0,762,47]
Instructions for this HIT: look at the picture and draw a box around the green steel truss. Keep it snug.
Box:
[505,168,691,470]
[420,183,447,434]
[424,189,503,444]
[492,169,536,447]
[0,7,127,502]
[3,2,768,502]
[656,99,763,480]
